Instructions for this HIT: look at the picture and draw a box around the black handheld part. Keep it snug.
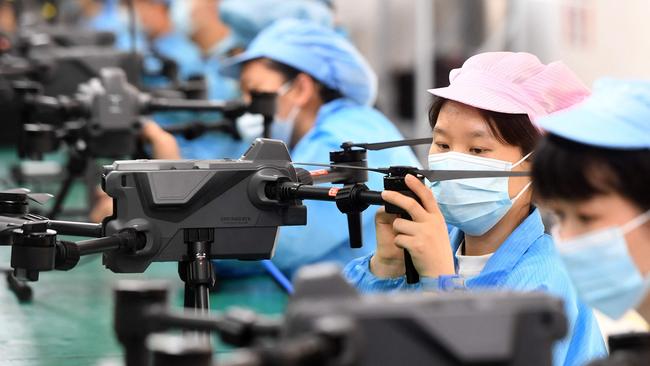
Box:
[146,98,246,114]
[247,92,276,138]
[383,175,421,284]
[162,120,234,140]
[335,185,371,249]
[4,270,33,302]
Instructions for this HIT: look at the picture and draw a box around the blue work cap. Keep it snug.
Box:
[218,0,334,51]
[537,78,650,149]
[221,19,378,106]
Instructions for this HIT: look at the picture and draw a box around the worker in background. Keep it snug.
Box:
[143,19,420,278]
[89,0,334,220]
[131,0,203,88]
[532,79,650,366]
[343,52,607,365]
[73,0,121,32]
[67,0,147,52]
[165,0,335,160]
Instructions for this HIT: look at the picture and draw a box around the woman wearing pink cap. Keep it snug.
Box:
[344,52,607,365]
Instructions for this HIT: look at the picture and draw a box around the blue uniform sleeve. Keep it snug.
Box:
[343,254,464,293]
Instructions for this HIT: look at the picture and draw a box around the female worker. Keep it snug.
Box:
[343,52,606,365]
[142,19,420,277]
[532,79,650,365]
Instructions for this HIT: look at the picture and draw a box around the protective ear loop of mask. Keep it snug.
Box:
[275,81,300,122]
[511,151,534,169]
[508,151,534,202]
[277,81,293,96]
[622,210,650,234]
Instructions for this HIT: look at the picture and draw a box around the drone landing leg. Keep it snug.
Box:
[179,229,215,316]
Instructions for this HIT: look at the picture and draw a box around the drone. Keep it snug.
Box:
[1,135,530,309]
[292,137,530,283]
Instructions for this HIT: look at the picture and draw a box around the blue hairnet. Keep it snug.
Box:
[218,0,334,51]
[221,19,378,106]
[537,78,650,149]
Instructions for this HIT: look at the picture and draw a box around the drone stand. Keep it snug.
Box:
[48,151,88,219]
[178,228,216,315]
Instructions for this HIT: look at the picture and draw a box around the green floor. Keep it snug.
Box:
[0,148,289,366]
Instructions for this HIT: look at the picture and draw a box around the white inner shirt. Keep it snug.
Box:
[455,243,494,279]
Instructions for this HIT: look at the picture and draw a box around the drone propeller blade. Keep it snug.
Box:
[0,188,53,205]
[27,193,54,205]
[2,188,31,194]
[341,137,433,151]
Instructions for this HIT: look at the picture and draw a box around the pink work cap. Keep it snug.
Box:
[428,52,590,123]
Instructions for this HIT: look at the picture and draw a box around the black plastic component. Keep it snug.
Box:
[383,171,423,284]
[48,220,103,237]
[4,270,33,302]
[114,280,170,366]
[148,334,213,366]
[55,241,81,270]
[247,92,276,138]
[335,185,371,248]
[329,148,368,184]
[0,192,29,215]
[609,332,650,354]
[10,222,57,281]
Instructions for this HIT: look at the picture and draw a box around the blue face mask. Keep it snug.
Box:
[170,0,196,37]
[428,152,532,236]
[270,82,300,146]
[553,211,650,319]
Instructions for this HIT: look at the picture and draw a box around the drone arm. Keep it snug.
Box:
[54,228,145,271]
[48,220,103,237]
[268,182,384,249]
[162,119,236,140]
[145,97,246,114]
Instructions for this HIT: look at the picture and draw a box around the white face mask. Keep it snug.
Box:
[427,151,532,236]
[553,210,650,319]
[270,82,300,145]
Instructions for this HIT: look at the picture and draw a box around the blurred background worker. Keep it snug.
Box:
[167,0,247,160]
[164,0,336,160]
[130,0,203,88]
[533,79,650,366]
[88,0,338,220]
[71,0,122,32]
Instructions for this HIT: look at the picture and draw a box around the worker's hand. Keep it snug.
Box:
[89,188,113,223]
[370,207,405,277]
[140,120,181,159]
[371,175,455,278]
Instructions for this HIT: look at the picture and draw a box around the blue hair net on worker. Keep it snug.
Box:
[218,0,334,53]
[537,78,650,149]
[221,19,377,106]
